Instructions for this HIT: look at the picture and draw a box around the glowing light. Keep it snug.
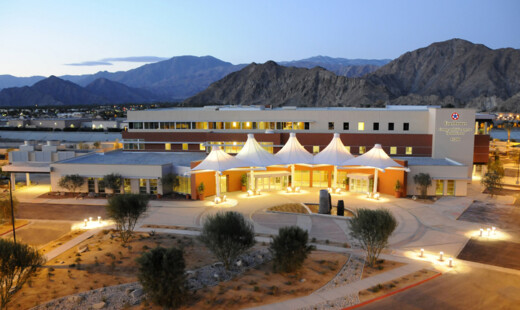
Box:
[479,228,483,237]
[492,227,496,235]
[84,219,88,227]
[222,195,227,202]
[214,197,221,204]
[287,187,293,193]
[247,190,254,197]
[374,193,380,200]
[232,122,237,127]
[448,257,453,267]
[420,248,424,257]
[487,228,491,237]
[439,251,444,261]
[97,216,101,223]
[295,187,300,193]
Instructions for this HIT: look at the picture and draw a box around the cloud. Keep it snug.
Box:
[66,61,113,66]
[101,56,168,62]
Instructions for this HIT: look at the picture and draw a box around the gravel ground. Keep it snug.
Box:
[316,254,365,292]
[299,293,360,310]
[31,249,272,310]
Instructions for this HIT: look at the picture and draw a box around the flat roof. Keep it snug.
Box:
[54,150,206,167]
[148,105,443,113]
[395,157,464,166]
[0,131,122,142]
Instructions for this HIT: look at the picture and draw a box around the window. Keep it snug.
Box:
[373,122,379,131]
[144,122,158,129]
[405,147,412,155]
[139,179,147,194]
[88,178,95,193]
[304,122,310,130]
[165,143,171,151]
[200,143,206,151]
[345,146,351,153]
[358,122,365,131]
[313,146,320,154]
[359,146,366,154]
[447,180,455,196]
[195,122,208,129]
[388,123,394,131]
[176,122,190,129]
[390,146,397,155]
[436,180,444,195]
[328,122,334,130]
[182,143,188,151]
[124,179,132,193]
[403,122,409,131]
[149,179,158,194]
[98,178,105,193]
[343,122,349,130]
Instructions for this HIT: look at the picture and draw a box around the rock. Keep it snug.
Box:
[236,260,242,267]
[131,288,143,299]
[213,262,224,268]
[67,296,82,303]
[77,245,89,253]
[92,302,106,309]
[213,273,220,280]
[300,278,306,283]
[125,288,134,295]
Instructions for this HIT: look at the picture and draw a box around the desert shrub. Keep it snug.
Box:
[0,239,45,308]
[106,194,149,243]
[136,246,187,309]
[413,173,431,199]
[103,173,122,193]
[0,196,18,225]
[348,208,397,267]
[269,226,314,273]
[199,211,255,270]
[58,174,85,193]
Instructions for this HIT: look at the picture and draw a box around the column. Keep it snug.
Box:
[26,173,31,186]
[10,173,15,191]
[146,179,150,194]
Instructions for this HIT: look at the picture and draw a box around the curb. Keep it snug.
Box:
[342,272,442,310]
[0,222,30,236]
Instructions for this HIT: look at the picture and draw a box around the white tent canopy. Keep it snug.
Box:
[236,134,281,190]
[275,132,314,188]
[191,146,252,198]
[314,133,354,188]
[341,144,407,194]
[275,132,314,165]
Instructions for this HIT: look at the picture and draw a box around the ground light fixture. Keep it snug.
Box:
[84,219,88,227]
[214,197,221,204]
[439,251,444,261]
[492,226,496,235]
[247,190,253,197]
[448,257,453,267]
[420,248,424,257]
[98,216,101,223]
[487,228,491,237]
[480,228,483,237]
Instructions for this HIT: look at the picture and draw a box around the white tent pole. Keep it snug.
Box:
[333,165,338,189]
[216,171,221,198]
[373,169,379,194]
[250,168,255,190]
[291,164,295,188]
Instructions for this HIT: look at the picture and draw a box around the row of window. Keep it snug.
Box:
[129,121,410,131]
[339,122,409,131]
[129,121,310,131]
[312,145,413,155]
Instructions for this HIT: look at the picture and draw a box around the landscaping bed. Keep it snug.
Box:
[362,259,406,279]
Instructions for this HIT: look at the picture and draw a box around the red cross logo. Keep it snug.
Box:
[451,112,459,120]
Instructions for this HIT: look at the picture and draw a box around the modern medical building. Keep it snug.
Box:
[50,105,489,198]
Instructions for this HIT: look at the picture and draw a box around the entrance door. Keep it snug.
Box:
[436,180,444,195]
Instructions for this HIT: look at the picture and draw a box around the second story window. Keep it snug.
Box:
[403,123,410,131]
[388,122,394,131]
[328,122,334,130]
[373,122,379,131]
[343,122,349,130]
[358,122,365,131]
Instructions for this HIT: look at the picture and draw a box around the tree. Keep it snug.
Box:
[413,173,432,199]
[58,174,85,193]
[269,226,314,273]
[503,122,514,146]
[106,194,149,243]
[0,196,18,225]
[0,239,45,308]
[482,159,504,197]
[161,173,179,194]
[93,141,101,149]
[199,211,255,270]
[103,173,122,193]
[348,208,397,267]
[136,246,187,309]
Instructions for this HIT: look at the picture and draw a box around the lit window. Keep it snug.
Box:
[232,122,238,128]
[358,122,365,131]
[359,146,366,154]
[345,146,351,153]
[200,143,206,151]
[182,143,188,151]
[328,122,334,130]
[165,143,171,151]
[390,146,397,155]
[406,147,412,155]
[313,146,320,154]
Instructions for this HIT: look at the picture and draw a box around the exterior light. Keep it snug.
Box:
[233,141,237,145]
[232,122,237,127]
[223,195,227,202]
[328,188,332,193]
[247,190,253,197]
[98,216,101,223]
[374,193,380,200]
[89,217,92,222]
[448,257,453,267]
[84,219,88,227]
[287,187,292,193]
[439,251,444,261]
[295,187,300,193]
[420,248,424,257]
[492,227,496,235]
[246,122,250,127]
[487,228,491,237]
[479,228,483,237]
[335,188,341,193]
[214,197,221,204]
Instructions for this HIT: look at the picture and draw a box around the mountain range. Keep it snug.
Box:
[1,39,519,111]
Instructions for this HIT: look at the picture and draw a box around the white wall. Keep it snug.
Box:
[407,165,469,197]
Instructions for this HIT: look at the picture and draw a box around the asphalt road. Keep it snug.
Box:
[16,203,107,221]
[359,267,520,310]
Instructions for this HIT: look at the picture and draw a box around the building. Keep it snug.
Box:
[50,105,489,197]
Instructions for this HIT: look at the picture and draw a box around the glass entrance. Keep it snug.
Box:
[436,180,444,195]
[220,175,227,193]
[88,178,95,193]
[312,170,329,188]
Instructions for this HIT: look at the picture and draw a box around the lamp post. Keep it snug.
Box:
[1,174,16,245]
[516,150,520,185]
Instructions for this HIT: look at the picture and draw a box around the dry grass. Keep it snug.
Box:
[133,251,349,310]
[10,231,217,310]
[362,259,406,279]
[359,269,439,302]
[267,203,309,214]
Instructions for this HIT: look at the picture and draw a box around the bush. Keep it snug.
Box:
[199,211,255,270]
[269,226,314,273]
[348,208,397,267]
[106,194,149,243]
[0,196,18,225]
[58,174,85,193]
[103,173,122,193]
[0,239,45,308]
[136,246,187,309]
[413,173,431,198]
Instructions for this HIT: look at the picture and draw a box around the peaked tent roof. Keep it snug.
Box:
[235,134,281,167]
[275,132,314,165]
[192,146,251,172]
[341,144,404,171]
[313,133,354,165]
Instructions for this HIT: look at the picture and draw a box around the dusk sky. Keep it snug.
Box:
[1,0,519,77]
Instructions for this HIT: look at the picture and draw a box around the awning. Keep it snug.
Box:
[275,132,314,165]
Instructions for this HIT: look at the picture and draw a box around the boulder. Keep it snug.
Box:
[92,302,106,309]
